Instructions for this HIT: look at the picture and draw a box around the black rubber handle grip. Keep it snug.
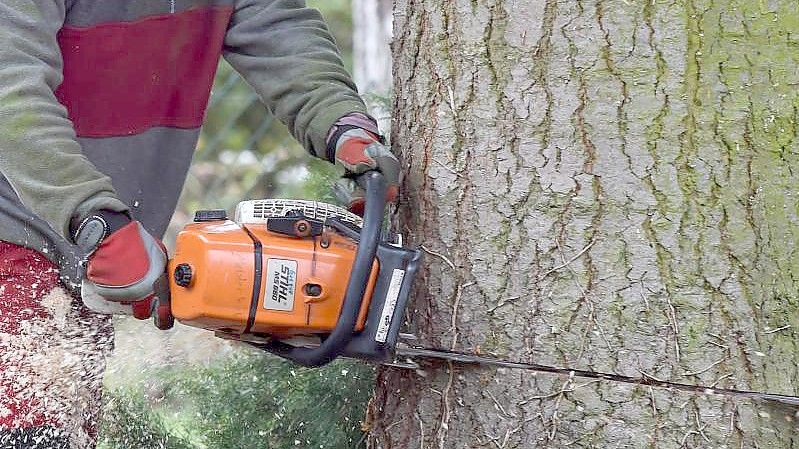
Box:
[262,171,387,367]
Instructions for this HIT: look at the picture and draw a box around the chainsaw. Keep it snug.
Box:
[81,171,799,406]
[165,171,422,367]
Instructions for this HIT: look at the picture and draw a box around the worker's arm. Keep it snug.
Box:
[224,0,401,210]
[0,0,128,239]
[223,0,371,159]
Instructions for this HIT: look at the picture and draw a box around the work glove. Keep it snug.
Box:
[74,211,173,329]
[327,113,400,215]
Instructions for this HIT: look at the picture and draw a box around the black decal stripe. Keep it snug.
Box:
[242,225,263,334]
[307,237,318,326]
[311,236,318,276]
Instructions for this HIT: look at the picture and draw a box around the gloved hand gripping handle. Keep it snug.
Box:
[261,171,387,367]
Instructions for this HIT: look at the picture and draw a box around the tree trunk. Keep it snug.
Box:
[352,0,393,131]
[368,0,799,447]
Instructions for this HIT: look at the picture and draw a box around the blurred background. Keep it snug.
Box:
[97,2,393,447]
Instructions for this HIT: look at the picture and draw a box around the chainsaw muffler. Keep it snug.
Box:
[168,172,422,367]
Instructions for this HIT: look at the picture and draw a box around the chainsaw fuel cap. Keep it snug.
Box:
[174,263,194,287]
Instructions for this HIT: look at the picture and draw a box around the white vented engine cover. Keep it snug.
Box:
[234,199,363,228]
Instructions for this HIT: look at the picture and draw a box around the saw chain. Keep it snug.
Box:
[390,338,799,407]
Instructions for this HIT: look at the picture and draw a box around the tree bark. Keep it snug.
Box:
[368,0,799,447]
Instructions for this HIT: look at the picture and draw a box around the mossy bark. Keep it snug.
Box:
[368,0,799,447]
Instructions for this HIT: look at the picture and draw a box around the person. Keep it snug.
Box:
[0,1,400,447]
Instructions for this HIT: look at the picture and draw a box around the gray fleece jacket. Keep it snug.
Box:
[0,0,368,287]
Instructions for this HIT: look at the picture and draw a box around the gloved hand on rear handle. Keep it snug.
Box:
[327,113,400,215]
[73,210,173,329]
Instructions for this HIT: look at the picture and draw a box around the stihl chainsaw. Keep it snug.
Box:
[165,171,421,367]
[83,171,799,407]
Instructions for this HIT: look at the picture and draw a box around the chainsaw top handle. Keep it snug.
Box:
[261,171,387,367]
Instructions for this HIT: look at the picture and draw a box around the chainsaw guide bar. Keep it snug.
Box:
[390,342,799,407]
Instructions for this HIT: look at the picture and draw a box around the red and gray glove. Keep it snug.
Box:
[327,113,400,215]
[74,211,173,329]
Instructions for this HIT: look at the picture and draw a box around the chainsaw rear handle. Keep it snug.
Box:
[261,171,387,367]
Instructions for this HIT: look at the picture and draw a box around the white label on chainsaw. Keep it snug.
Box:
[375,269,406,343]
[264,259,297,311]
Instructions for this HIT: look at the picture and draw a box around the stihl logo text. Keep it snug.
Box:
[271,265,295,306]
[264,259,297,312]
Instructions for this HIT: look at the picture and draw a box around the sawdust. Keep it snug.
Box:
[0,285,113,449]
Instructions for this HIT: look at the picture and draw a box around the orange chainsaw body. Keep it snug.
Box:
[168,220,377,339]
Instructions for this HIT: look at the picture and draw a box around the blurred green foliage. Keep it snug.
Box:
[98,392,193,449]
[98,354,374,449]
[100,2,378,448]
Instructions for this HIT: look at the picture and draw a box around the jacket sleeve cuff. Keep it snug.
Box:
[70,194,130,239]
[307,101,371,160]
